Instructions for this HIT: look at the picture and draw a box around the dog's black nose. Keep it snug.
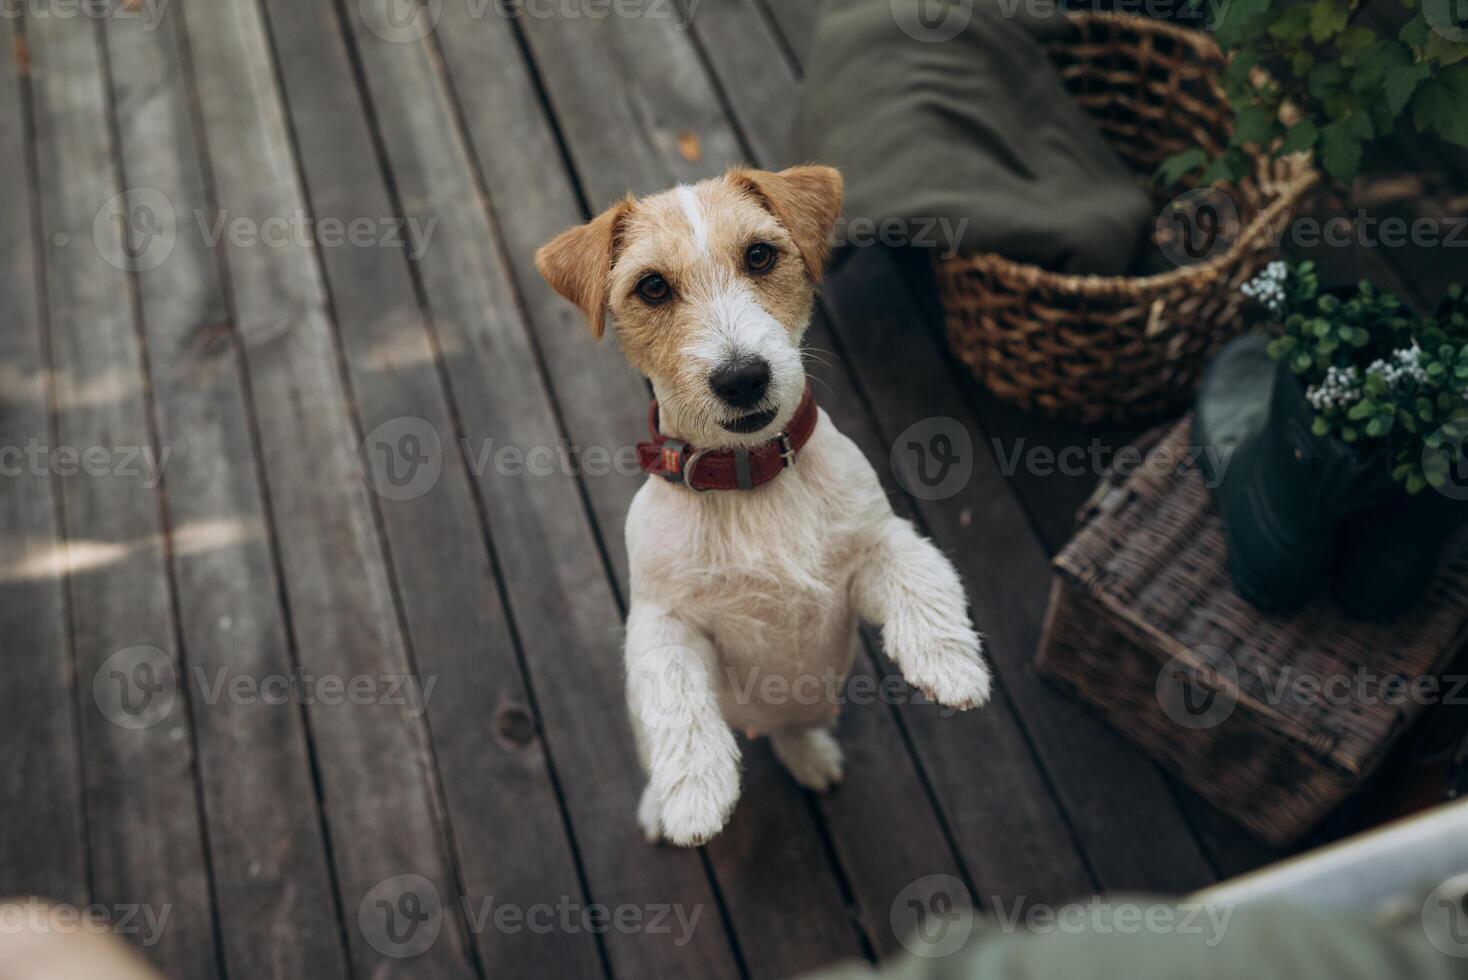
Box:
[709,358,771,409]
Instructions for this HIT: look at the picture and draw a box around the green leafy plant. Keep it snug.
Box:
[1158,0,1468,185]
[1256,262,1468,492]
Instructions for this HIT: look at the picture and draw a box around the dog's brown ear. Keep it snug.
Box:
[730,165,844,282]
[535,197,634,338]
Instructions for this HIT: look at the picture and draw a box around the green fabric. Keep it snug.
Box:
[793,0,1153,274]
[806,897,1466,980]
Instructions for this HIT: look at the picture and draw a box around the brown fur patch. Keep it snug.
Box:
[534,168,845,432]
[728,166,844,282]
[606,179,817,386]
[534,196,633,338]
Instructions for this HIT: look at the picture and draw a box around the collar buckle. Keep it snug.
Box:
[777,432,797,468]
[682,448,712,493]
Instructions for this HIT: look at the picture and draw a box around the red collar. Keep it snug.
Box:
[637,384,819,492]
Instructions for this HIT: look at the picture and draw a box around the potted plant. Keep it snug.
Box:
[1200,261,1468,619]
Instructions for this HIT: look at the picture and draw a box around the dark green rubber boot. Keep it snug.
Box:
[1196,334,1398,615]
[1332,489,1468,622]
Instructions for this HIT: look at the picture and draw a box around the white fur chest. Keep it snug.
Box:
[625,414,890,731]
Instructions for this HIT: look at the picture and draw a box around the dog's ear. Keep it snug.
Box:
[535,197,634,338]
[730,165,844,282]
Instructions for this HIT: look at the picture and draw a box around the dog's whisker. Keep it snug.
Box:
[806,374,837,399]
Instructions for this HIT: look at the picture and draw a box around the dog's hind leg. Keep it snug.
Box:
[771,726,844,792]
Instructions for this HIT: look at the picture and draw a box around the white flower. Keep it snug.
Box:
[1306,364,1361,413]
[1365,346,1427,390]
[1242,261,1290,316]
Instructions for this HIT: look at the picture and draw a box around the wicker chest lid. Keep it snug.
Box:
[1039,417,1468,841]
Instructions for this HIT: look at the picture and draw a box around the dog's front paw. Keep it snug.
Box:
[655,751,741,847]
[900,632,992,711]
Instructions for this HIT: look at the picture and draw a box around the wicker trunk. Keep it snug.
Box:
[1036,418,1468,845]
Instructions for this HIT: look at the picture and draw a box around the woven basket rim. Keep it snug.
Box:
[942,11,1322,298]
[1062,8,1229,53]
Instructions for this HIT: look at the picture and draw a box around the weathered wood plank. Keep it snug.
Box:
[252,1,615,975]
[99,7,354,977]
[823,248,1216,893]
[25,10,216,977]
[434,2,993,963]
[174,0,478,974]
[334,2,749,976]
[420,0,651,593]
[801,311,1097,905]
[0,13,88,908]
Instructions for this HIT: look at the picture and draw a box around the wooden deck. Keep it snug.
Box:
[1,1,1463,978]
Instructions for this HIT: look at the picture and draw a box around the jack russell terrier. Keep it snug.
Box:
[536,166,990,846]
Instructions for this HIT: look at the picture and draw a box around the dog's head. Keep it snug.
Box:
[535,166,843,448]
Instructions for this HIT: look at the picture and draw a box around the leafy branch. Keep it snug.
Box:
[1160,0,1468,185]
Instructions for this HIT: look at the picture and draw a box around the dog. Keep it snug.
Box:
[535,166,990,846]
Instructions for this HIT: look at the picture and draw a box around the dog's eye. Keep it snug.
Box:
[635,273,671,305]
[745,242,777,275]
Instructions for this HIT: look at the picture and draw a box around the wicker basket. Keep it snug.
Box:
[935,12,1319,424]
[1036,419,1468,844]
